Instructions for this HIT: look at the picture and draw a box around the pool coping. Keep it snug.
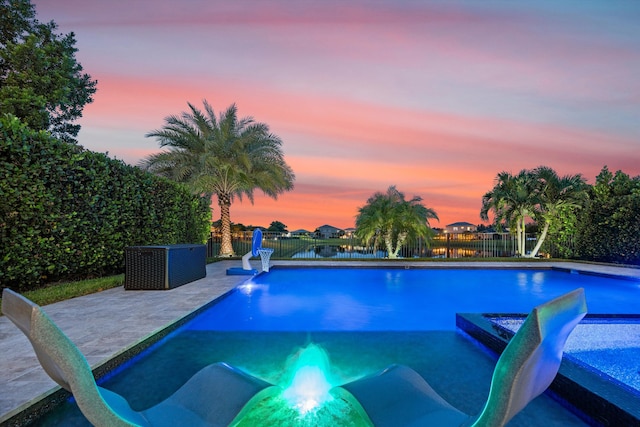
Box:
[271,260,640,281]
[1,260,638,426]
[456,312,640,427]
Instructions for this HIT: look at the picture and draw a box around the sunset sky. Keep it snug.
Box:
[33,1,640,231]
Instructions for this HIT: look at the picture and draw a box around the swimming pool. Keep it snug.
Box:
[190,267,640,331]
[33,267,640,426]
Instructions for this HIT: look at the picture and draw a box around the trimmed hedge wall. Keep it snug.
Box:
[1,115,211,290]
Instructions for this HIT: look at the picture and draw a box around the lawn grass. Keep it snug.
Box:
[1,259,222,315]
[0,274,124,316]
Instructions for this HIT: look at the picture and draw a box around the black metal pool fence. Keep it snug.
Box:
[207,232,573,259]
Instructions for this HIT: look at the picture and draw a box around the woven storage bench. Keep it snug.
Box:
[125,244,206,290]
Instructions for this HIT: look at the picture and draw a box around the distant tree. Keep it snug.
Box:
[268,220,287,233]
[141,100,295,256]
[0,0,97,142]
[574,166,640,264]
[480,170,537,256]
[477,224,491,232]
[231,223,249,232]
[355,186,438,259]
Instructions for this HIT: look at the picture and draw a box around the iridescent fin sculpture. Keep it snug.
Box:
[340,288,587,427]
[1,289,273,427]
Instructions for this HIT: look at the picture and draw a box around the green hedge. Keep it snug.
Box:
[573,167,640,265]
[0,115,210,290]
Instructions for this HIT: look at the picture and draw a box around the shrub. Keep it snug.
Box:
[0,115,210,290]
[573,167,640,265]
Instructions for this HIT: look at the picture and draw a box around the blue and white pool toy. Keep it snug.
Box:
[226,229,272,275]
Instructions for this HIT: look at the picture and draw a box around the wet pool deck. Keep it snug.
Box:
[1,260,639,425]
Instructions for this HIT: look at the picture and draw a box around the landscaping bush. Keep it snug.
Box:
[0,115,210,290]
[573,167,640,265]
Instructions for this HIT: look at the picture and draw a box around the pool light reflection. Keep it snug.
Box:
[238,282,265,295]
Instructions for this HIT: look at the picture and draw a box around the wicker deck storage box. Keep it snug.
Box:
[125,244,206,290]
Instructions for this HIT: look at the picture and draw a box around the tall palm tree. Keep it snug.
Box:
[528,166,587,257]
[480,170,538,256]
[355,186,438,259]
[141,100,295,256]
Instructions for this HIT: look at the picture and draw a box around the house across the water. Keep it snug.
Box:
[444,222,478,233]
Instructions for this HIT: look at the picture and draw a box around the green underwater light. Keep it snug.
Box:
[282,343,334,414]
[283,364,332,414]
[231,343,372,426]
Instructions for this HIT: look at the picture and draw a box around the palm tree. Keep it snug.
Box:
[480,170,538,257]
[355,186,438,259]
[528,166,587,257]
[141,100,295,256]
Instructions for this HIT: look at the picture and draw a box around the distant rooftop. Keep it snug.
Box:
[446,221,476,227]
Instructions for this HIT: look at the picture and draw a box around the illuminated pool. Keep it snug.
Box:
[193,267,640,331]
[33,267,640,426]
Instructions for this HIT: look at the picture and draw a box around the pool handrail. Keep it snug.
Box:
[1,288,273,427]
[339,287,587,427]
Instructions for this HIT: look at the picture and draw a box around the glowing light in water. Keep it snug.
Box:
[282,343,334,414]
[284,365,332,413]
[232,343,372,426]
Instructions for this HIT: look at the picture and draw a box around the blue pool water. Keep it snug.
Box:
[34,267,640,426]
[189,268,640,331]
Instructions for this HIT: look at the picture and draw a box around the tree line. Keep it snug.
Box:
[353,167,639,264]
[480,165,640,263]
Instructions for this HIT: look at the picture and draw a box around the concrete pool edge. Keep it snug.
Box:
[456,312,640,427]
